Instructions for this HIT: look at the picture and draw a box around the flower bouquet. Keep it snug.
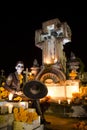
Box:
[13,107,40,130]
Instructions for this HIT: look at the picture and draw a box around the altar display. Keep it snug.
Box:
[0,99,44,130]
[0,80,48,130]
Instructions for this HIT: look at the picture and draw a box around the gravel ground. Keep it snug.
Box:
[44,115,79,130]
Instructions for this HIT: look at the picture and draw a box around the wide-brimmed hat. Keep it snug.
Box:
[23,80,48,99]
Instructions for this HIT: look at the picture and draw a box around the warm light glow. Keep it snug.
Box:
[67,99,71,104]
[45,59,51,64]
[44,57,58,64]
[45,80,79,100]
[8,104,13,113]
[54,58,57,63]
[29,72,32,76]
[46,84,66,98]
[58,99,61,104]
[66,85,79,98]
[8,93,13,100]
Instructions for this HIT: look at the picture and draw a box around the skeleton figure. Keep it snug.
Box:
[4,61,24,96]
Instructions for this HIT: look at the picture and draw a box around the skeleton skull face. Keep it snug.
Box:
[15,63,24,74]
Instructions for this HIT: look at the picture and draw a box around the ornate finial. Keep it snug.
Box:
[1,69,5,76]
[68,52,80,71]
[33,59,39,67]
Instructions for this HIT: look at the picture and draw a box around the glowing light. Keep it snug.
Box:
[8,104,13,113]
[58,99,61,104]
[67,99,71,104]
[46,85,66,98]
[8,93,13,100]
[66,85,79,98]
[46,80,79,100]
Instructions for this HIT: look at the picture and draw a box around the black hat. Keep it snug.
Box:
[23,80,48,99]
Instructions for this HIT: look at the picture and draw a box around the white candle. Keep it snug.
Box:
[58,99,61,104]
[8,104,13,113]
[38,116,41,124]
[8,93,13,100]
[67,99,71,104]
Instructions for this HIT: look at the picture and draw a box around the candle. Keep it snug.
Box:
[58,99,61,104]
[8,104,13,113]
[67,99,71,104]
[8,93,13,100]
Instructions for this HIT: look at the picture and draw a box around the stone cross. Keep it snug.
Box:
[35,18,71,73]
[23,68,30,83]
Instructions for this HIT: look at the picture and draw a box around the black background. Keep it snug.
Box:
[0,6,87,75]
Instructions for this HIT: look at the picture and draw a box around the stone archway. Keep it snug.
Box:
[40,72,59,84]
[36,66,66,84]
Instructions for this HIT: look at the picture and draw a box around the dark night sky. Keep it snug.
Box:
[0,7,87,75]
